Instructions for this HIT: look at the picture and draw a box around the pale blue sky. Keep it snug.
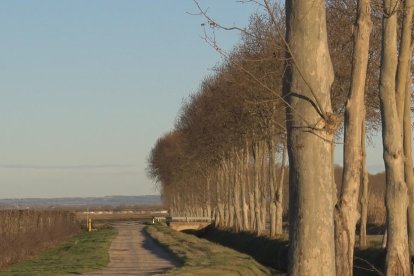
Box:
[0,1,385,198]
[0,0,262,198]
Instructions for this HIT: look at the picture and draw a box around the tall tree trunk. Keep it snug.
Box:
[395,0,414,120]
[404,74,414,256]
[241,148,250,231]
[217,168,225,228]
[260,141,268,234]
[269,139,277,238]
[380,0,410,274]
[233,155,243,232]
[334,0,372,274]
[249,192,256,231]
[285,0,338,274]
[227,169,235,229]
[275,142,287,235]
[223,161,231,228]
[214,175,221,228]
[359,113,369,249]
[206,176,212,219]
[397,0,414,258]
[247,143,256,231]
[253,143,263,235]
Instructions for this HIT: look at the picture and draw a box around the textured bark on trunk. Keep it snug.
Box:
[334,1,372,274]
[285,0,337,274]
[253,143,263,235]
[206,177,212,219]
[249,192,256,231]
[241,149,250,231]
[260,195,267,236]
[404,75,414,256]
[228,175,235,229]
[216,169,225,228]
[233,156,243,231]
[270,202,276,236]
[269,140,277,238]
[396,0,414,258]
[275,143,286,235]
[260,142,267,233]
[380,1,410,274]
[223,162,231,228]
[395,0,414,120]
[233,176,243,231]
[359,115,369,249]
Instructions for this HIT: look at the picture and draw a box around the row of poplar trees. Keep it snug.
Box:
[148,0,414,275]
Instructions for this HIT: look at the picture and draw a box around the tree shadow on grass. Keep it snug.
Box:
[184,225,386,276]
[141,227,182,268]
[184,225,288,274]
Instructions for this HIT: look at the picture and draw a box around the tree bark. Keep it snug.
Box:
[334,0,372,274]
[249,192,256,231]
[253,143,263,235]
[395,0,414,120]
[260,142,268,235]
[275,142,286,235]
[269,139,277,238]
[359,114,369,249]
[285,0,338,274]
[206,176,212,219]
[233,155,243,232]
[241,148,250,231]
[397,0,414,258]
[404,74,414,256]
[217,169,225,228]
[379,0,410,274]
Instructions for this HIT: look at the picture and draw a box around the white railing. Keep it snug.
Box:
[166,216,213,223]
[152,216,166,223]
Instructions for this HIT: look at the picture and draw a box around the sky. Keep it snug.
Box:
[0,1,386,199]
[0,0,262,198]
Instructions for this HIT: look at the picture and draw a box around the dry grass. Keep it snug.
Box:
[0,209,80,268]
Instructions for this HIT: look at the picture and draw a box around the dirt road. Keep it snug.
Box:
[82,221,179,275]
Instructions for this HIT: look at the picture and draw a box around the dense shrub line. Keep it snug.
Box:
[0,209,80,268]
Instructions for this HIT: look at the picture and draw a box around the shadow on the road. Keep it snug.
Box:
[140,227,182,268]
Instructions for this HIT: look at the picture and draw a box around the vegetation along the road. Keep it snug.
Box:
[0,210,80,268]
[0,226,117,276]
[145,223,270,275]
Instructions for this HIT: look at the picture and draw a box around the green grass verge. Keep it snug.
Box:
[145,223,270,276]
[184,225,288,273]
[0,227,117,276]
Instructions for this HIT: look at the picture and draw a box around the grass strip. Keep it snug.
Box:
[145,223,270,276]
[189,225,385,276]
[0,226,117,276]
[185,225,289,273]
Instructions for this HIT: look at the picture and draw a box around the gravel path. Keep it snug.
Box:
[82,221,179,275]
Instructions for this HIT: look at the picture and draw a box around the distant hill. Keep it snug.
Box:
[0,195,161,209]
